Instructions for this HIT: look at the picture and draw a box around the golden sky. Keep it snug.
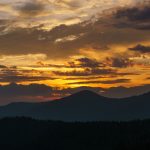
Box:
[0,0,150,104]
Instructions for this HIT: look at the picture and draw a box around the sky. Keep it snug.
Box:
[0,0,150,104]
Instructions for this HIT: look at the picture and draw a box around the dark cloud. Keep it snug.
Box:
[129,44,150,53]
[0,83,52,97]
[0,13,150,59]
[0,75,55,83]
[115,6,150,21]
[107,57,133,68]
[68,57,103,68]
[0,83,53,105]
[0,25,82,58]
[36,57,102,69]
[0,65,7,68]
[16,0,46,17]
[65,76,103,80]
[100,79,130,84]
[114,5,150,30]
[39,57,103,69]
[53,69,90,76]
[0,67,55,83]
[77,57,101,67]
[90,68,115,75]
[53,68,115,76]
[67,79,130,85]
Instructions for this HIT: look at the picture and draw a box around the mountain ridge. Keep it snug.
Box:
[0,90,150,121]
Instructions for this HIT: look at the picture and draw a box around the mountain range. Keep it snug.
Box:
[0,90,150,121]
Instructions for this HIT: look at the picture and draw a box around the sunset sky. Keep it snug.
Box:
[0,0,150,104]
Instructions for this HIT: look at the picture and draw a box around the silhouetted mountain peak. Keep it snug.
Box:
[64,90,107,103]
[69,90,100,98]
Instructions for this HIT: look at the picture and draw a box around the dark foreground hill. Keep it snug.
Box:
[0,90,150,121]
[1,117,150,150]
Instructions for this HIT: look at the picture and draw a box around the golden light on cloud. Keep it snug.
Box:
[0,0,149,102]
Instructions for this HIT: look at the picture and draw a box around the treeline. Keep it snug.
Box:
[0,117,150,150]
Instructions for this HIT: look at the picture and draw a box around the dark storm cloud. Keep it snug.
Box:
[129,44,150,53]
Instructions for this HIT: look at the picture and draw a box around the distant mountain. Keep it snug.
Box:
[0,90,150,121]
[100,85,150,98]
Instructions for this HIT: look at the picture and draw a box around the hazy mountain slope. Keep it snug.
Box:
[0,90,150,121]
